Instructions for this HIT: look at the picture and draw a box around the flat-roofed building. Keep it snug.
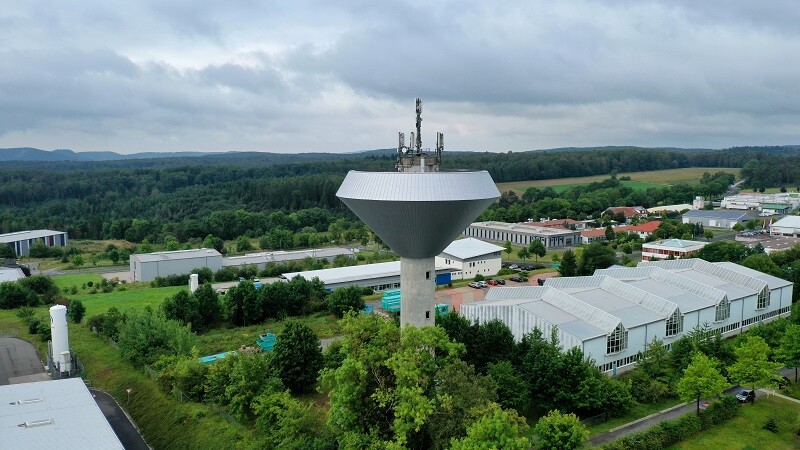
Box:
[462,259,792,374]
[721,192,800,211]
[647,204,693,215]
[641,238,707,261]
[282,261,454,292]
[770,215,800,237]
[681,209,756,229]
[223,247,355,270]
[130,248,223,282]
[463,221,580,248]
[435,238,504,280]
[523,218,591,230]
[0,230,68,257]
[0,378,124,449]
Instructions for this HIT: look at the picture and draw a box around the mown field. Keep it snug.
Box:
[497,167,741,194]
[667,395,800,450]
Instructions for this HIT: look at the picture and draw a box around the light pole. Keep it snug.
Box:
[126,388,132,404]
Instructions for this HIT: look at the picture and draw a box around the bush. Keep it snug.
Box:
[763,418,778,433]
[28,318,41,334]
[474,274,485,281]
[68,300,86,323]
[0,282,40,309]
[602,396,740,450]
[151,274,190,287]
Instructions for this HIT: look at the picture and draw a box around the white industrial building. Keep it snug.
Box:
[0,378,124,449]
[435,238,504,280]
[223,247,354,269]
[0,230,68,257]
[130,248,223,282]
[283,238,504,291]
[461,258,792,374]
[681,209,756,229]
[463,221,581,248]
[721,192,800,211]
[770,216,800,237]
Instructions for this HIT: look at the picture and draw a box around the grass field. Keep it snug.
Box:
[667,396,800,449]
[50,273,104,291]
[70,285,186,317]
[497,167,741,194]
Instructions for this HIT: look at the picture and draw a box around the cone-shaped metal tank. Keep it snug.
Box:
[337,171,499,258]
[337,170,499,327]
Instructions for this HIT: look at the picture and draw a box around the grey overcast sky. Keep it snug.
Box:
[1,1,799,154]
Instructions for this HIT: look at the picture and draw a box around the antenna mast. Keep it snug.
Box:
[395,98,443,172]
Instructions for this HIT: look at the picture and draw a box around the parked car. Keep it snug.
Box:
[537,278,546,286]
[509,276,523,282]
[478,281,488,288]
[252,277,260,283]
[487,280,499,286]
[238,277,246,282]
[509,264,519,270]
[495,279,506,285]
[468,282,481,289]
[736,389,755,403]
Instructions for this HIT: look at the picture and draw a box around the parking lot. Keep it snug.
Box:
[435,271,559,313]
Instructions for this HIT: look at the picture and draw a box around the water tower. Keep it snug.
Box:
[337,99,499,326]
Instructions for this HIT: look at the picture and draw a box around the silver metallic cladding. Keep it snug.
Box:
[336,171,499,258]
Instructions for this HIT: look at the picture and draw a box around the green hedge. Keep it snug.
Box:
[602,396,740,450]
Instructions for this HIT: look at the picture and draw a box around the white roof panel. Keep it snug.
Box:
[0,267,26,283]
[0,378,123,450]
[133,248,222,263]
[440,238,504,260]
[283,261,402,285]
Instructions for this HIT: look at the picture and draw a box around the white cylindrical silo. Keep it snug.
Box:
[189,273,199,293]
[49,305,69,364]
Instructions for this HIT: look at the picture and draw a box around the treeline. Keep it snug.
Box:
[482,172,734,223]
[1,146,797,242]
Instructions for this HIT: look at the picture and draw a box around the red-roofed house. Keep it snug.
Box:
[523,218,590,230]
[580,225,630,244]
[604,206,648,222]
[624,221,662,239]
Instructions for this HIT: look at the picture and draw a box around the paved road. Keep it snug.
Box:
[0,337,48,385]
[91,388,151,450]
[589,367,799,446]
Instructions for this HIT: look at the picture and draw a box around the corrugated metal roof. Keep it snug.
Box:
[440,238,504,260]
[283,261,402,285]
[0,378,123,450]
[337,171,499,258]
[0,230,65,243]
[715,262,793,289]
[132,248,222,263]
[771,215,800,228]
[223,247,354,266]
[541,287,621,333]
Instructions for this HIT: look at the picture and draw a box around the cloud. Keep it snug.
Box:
[1,1,800,153]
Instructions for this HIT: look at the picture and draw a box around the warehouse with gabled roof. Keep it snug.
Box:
[461,258,792,374]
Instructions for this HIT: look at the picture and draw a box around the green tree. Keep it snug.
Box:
[203,234,224,252]
[71,255,84,267]
[116,307,196,367]
[605,224,615,241]
[0,245,16,259]
[225,353,281,422]
[163,234,180,251]
[776,324,800,382]
[740,253,782,277]
[139,238,153,253]
[677,353,729,414]
[0,282,40,309]
[517,247,531,262]
[732,223,744,232]
[162,290,200,327]
[273,321,324,395]
[194,283,223,330]
[703,229,714,240]
[252,389,334,449]
[18,275,60,303]
[504,240,513,257]
[533,409,588,450]
[529,239,546,263]
[235,236,253,252]
[577,243,616,275]
[224,282,259,326]
[728,336,782,400]
[487,360,529,413]
[559,250,577,277]
[68,300,86,324]
[327,285,365,318]
[450,404,530,450]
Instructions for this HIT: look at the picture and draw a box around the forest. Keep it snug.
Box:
[0,146,797,244]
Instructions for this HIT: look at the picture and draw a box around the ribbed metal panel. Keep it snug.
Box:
[598,276,678,318]
[337,171,499,258]
[541,287,620,333]
[599,265,727,308]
